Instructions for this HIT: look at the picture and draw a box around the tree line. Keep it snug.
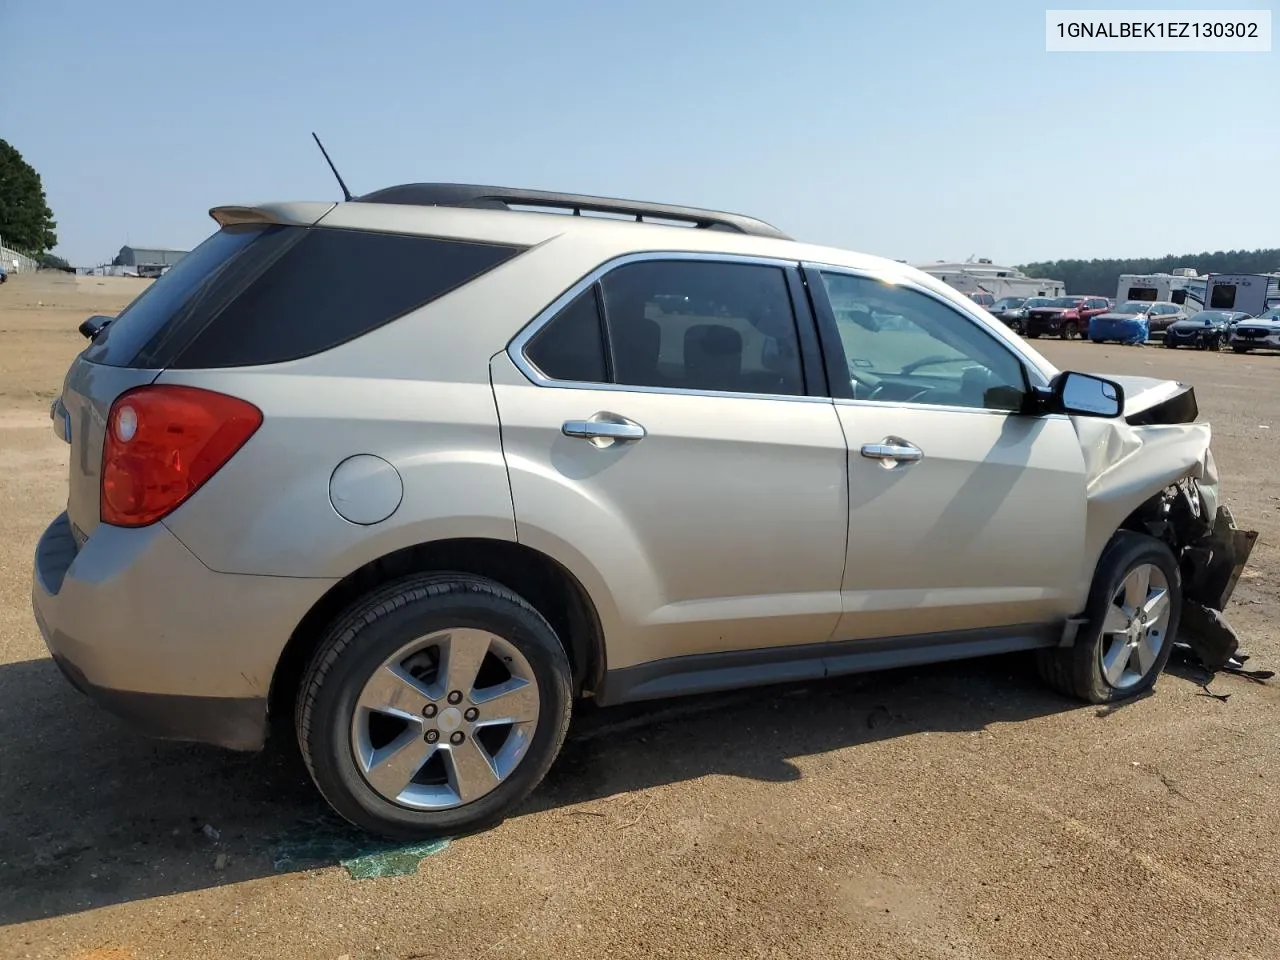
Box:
[1017,249,1280,296]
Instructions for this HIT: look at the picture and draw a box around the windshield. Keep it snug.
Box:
[1117,301,1150,314]
[1049,297,1081,308]
[1188,311,1229,323]
[1022,297,1053,308]
[991,297,1024,309]
[1260,307,1280,320]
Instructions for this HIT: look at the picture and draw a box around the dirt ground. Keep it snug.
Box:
[1,272,1277,960]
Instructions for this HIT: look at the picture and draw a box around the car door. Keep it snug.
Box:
[491,254,850,676]
[802,264,1090,643]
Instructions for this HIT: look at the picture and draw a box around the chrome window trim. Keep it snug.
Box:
[506,250,830,405]
[832,396,1069,421]
[801,259,1056,390]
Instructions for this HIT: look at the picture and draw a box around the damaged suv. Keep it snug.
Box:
[32,184,1257,838]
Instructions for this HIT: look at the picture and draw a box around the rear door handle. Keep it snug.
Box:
[562,412,647,447]
[861,437,923,466]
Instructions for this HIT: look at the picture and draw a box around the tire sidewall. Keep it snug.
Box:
[303,580,572,838]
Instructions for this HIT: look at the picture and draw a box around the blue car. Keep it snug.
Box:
[1089,300,1155,344]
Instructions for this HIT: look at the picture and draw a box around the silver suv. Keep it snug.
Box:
[33,184,1256,838]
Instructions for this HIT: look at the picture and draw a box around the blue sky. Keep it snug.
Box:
[3,0,1276,266]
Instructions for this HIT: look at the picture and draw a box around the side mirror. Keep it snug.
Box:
[1049,371,1124,418]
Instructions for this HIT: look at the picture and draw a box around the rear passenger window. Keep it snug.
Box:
[168,229,524,368]
[525,287,608,383]
[599,260,805,396]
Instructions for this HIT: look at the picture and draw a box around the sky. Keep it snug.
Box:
[2,0,1277,267]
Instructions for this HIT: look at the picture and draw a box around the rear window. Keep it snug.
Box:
[86,225,525,369]
[85,224,282,367]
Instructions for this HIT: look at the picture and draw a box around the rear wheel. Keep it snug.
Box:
[1038,532,1180,704]
[296,573,573,839]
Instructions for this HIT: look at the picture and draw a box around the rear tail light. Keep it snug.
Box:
[101,385,262,527]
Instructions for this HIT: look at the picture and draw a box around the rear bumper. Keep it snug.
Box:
[32,511,335,750]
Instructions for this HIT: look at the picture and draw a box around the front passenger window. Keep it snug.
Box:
[820,272,1028,411]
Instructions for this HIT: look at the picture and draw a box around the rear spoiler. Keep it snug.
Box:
[209,201,337,229]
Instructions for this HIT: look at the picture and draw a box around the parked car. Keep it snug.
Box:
[1089,301,1186,344]
[965,292,996,308]
[1228,306,1280,353]
[998,296,1052,334]
[1023,295,1111,340]
[1163,310,1251,351]
[987,296,1026,324]
[0,264,8,283]
[32,182,1257,839]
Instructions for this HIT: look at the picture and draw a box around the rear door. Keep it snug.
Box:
[802,264,1089,642]
[492,254,850,674]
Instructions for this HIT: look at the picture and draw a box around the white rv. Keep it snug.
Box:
[1202,273,1280,317]
[915,259,1065,299]
[1115,269,1207,311]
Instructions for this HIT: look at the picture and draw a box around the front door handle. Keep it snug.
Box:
[562,412,647,447]
[861,437,923,467]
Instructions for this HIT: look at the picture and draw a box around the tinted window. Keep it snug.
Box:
[84,224,286,367]
[170,229,523,368]
[598,260,805,396]
[820,272,1027,412]
[525,286,608,383]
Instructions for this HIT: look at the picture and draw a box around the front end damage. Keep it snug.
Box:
[1068,376,1259,668]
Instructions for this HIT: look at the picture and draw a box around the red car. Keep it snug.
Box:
[1024,295,1113,340]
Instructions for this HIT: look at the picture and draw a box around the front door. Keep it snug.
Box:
[804,265,1090,643]
[492,255,849,673]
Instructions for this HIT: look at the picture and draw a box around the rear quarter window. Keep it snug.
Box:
[170,228,524,368]
[85,225,525,369]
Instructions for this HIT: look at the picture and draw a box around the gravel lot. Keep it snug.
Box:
[2,273,1277,960]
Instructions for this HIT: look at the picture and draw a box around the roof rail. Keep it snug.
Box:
[353,182,793,241]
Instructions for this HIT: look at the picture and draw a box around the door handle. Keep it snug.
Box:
[562,412,647,447]
[861,437,923,467]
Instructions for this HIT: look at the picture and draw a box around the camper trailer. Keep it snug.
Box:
[1115,269,1207,312]
[915,259,1064,299]
[1203,274,1280,317]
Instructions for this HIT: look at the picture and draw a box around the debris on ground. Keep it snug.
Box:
[270,815,450,880]
[201,824,221,842]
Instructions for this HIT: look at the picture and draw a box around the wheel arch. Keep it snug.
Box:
[267,537,607,733]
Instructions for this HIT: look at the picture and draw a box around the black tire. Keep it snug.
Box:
[1060,321,1079,340]
[1164,338,1176,348]
[1233,344,1250,353]
[1025,332,1040,339]
[296,573,573,839]
[1209,338,1222,352]
[1037,531,1181,704]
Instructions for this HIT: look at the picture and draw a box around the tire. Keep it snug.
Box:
[1164,338,1176,348]
[1037,531,1181,704]
[1209,338,1222,352]
[1233,345,1250,354]
[1060,321,1079,340]
[296,573,573,839]
[1025,332,1040,339]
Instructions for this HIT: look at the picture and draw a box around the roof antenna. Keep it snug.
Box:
[311,132,353,201]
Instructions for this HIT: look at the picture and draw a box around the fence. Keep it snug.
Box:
[0,242,41,274]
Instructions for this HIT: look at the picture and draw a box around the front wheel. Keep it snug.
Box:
[296,573,573,839]
[1060,321,1079,340]
[1037,532,1180,704]
[1233,344,1251,353]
